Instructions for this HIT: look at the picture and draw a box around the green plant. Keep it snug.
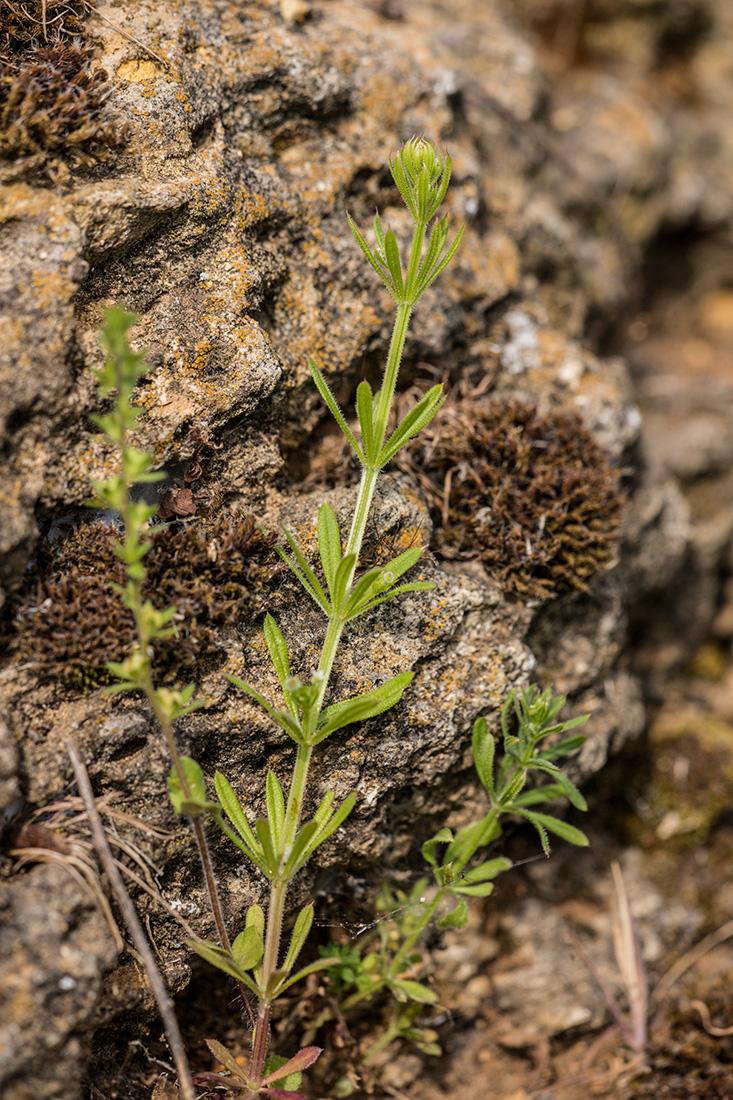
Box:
[87,139,593,1098]
[315,686,589,1083]
[90,138,464,1097]
[86,306,253,1043]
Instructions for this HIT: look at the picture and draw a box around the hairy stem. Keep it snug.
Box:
[247,260,419,1077]
[248,880,288,1086]
[66,737,197,1100]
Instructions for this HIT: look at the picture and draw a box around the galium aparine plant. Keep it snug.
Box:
[89,138,589,1098]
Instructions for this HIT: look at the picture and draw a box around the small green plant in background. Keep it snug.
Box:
[87,138,590,1098]
[315,687,589,1087]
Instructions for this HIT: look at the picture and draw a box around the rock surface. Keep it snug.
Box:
[4,0,733,1096]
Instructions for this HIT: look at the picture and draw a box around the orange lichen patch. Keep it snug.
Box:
[28,269,77,311]
[116,60,165,83]
[359,65,414,132]
[454,231,521,303]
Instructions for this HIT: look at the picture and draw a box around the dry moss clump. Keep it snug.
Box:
[0,3,128,183]
[405,396,624,600]
[9,511,279,686]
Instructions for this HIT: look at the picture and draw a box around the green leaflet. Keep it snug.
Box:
[263,614,293,702]
[167,757,218,818]
[278,526,331,616]
[356,380,377,463]
[389,978,437,1005]
[283,904,314,974]
[518,810,589,854]
[471,716,496,797]
[312,672,413,744]
[187,940,259,996]
[214,772,260,854]
[309,356,365,461]
[377,384,445,467]
[317,502,342,600]
[266,771,286,850]
[232,925,264,971]
[225,673,305,745]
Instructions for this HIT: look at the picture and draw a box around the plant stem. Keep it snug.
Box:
[246,249,421,1079]
[248,879,288,1086]
[66,737,197,1100]
[119,500,256,1024]
[371,301,414,463]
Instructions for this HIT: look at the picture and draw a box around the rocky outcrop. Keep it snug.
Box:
[5,0,733,1096]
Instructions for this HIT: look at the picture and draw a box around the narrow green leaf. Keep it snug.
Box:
[416,225,464,297]
[214,774,265,866]
[416,169,430,221]
[511,783,566,807]
[278,528,331,615]
[283,820,321,876]
[384,229,404,299]
[520,810,589,849]
[356,380,377,464]
[378,545,424,581]
[342,566,384,619]
[390,979,437,1005]
[187,940,258,994]
[255,818,278,875]
[214,772,262,856]
[373,211,386,254]
[461,857,512,884]
[312,671,413,744]
[329,552,355,616]
[301,791,356,859]
[204,1039,247,1082]
[283,904,315,975]
[347,214,397,299]
[232,925,264,970]
[348,580,434,619]
[261,1046,322,1087]
[263,614,292,693]
[451,881,497,897]
[377,384,445,466]
[276,956,344,995]
[312,790,334,827]
[317,503,342,599]
[225,674,304,743]
[309,356,365,462]
[538,733,587,760]
[422,827,453,868]
[213,813,268,873]
[471,717,496,797]
[530,761,588,811]
[266,770,286,848]
[415,219,447,290]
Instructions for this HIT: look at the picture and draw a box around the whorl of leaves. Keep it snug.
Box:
[10,511,279,687]
[407,397,624,600]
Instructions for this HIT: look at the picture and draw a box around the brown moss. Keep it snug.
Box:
[9,510,279,687]
[0,0,88,56]
[404,396,624,601]
[0,2,128,184]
